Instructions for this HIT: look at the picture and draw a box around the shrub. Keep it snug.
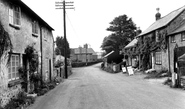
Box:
[3,91,35,109]
[39,88,48,96]
[72,61,102,67]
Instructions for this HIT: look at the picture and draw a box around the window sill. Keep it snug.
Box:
[9,23,21,30]
[32,33,39,37]
[8,79,23,87]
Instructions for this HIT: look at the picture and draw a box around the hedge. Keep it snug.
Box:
[72,60,102,67]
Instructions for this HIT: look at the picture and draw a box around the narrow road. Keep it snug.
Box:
[28,63,185,109]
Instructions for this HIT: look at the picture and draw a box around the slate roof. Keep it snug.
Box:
[124,38,138,49]
[74,48,97,55]
[138,5,185,37]
[168,23,185,35]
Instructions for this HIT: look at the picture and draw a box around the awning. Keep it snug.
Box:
[103,51,114,58]
[178,53,185,61]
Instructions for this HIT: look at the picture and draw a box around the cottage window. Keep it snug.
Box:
[8,54,20,81]
[156,30,159,42]
[32,21,39,36]
[155,52,162,65]
[9,4,21,27]
[181,32,185,41]
[43,29,47,41]
[171,35,175,43]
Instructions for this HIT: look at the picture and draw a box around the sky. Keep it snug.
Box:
[21,0,185,52]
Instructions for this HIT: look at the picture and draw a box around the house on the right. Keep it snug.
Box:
[136,6,185,85]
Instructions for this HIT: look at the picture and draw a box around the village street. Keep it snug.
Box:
[28,63,185,109]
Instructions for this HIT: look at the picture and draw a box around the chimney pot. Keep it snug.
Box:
[155,8,161,21]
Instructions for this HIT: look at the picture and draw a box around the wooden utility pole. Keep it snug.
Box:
[85,43,87,65]
[55,0,74,79]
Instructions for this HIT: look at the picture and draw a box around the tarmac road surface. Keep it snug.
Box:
[27,63,185,109]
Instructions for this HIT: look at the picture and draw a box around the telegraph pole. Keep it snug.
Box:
[55,0,74,79]
[85,43,87,65]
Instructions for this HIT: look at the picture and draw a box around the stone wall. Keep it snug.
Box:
[169,33,185,73]
[42,26,54,82]
[0,0,54,106]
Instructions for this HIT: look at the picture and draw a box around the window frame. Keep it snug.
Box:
[32,20,39,36]
[8,54,20,81]
[155,51,162,65]
[171,35,176,43]
[9,4,21,28]
[43,29,47,41]
[181,32,185,41]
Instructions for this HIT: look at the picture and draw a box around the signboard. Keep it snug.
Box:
[127,66,134,75]
[122,67,127,73]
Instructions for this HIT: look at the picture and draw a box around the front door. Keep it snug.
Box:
[174,46,185,74]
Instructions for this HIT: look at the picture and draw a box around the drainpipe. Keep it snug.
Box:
[167,36,171,76]
[40,26,43,85]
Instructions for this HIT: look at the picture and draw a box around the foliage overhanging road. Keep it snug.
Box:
[28,63,185,109]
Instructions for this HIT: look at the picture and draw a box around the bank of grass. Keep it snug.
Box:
[144,69,169,79]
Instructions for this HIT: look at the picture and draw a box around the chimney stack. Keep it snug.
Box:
[84,43,88,49]
[155,8,161,21]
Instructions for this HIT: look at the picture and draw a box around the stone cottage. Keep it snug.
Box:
[133,6,185,86]
[0,0,54,106]
[123,38,138,67]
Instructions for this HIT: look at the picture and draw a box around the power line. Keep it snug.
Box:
[66,12,79,39]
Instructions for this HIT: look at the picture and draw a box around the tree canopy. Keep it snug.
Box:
[101,14,137,53]
[55,36,70,58]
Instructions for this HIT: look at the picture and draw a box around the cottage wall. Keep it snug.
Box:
[0,0,54,106]
[167,9,185,73]
[168,33,185,73]
[42,27,54,81]
[0,0,41,106]
[153,29,169,71]
[0,0,41,88]
[0,0,41,54]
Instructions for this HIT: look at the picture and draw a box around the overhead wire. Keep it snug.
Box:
[66,12,79,39]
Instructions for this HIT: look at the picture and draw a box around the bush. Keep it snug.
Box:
[48,82,56,90]
[38,88,48,96]
[72,61,102,67]
[3,91,35,109]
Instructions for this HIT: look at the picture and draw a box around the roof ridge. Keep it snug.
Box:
[160,5,185,20]
[139,5,185,36]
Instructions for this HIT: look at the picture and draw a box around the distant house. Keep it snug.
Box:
[96,52,103,59]
[70,44,98,62]
[0,0,54,106]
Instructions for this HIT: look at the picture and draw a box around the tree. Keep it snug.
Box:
[55,36,70,58]
[101,14,137,53]
[0,21,12,89]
